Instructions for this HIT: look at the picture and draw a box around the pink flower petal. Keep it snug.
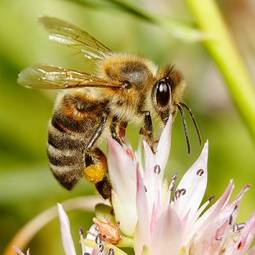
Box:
[230,184,250,210]
[186,180,234,244]
[232,213,255,254]
[188,183,249,252]
[108,138,137,236]
[57,204,76,255]
[191,185,250,253]
[248,247,255,255]
[196,180,234,230]
[135,167,150,255]
[135,139,144,172]
[151,206,182,255]
[108,138,136,197]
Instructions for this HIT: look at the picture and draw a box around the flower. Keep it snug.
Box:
[96,114,255,255]
[107,114,172,238]
[14,115,255,255]
[57,203,77,255]
[57,203,127,255]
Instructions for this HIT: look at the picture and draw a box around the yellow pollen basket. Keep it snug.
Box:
[83,163,107,184]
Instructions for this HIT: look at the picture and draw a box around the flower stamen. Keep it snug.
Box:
[174,188,186,200]
[108,248,115,255]
[154,165,161,174]
[196,169,204,176]
[233,223,246,232]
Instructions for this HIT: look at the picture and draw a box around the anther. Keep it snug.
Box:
[237,241,242,250]
[208,195,215,203]
[95,234,102,244]
[108,248,115,255]
[215,236,222,241]
[99,244,104,252]
[196,169,204,176]
[175,188,186,199]
[79,227,84,236]
[154,165,161,174]
[169,174,178,192]
[144,185,148,192]
[233,223,245,232]
[229,215,233,225]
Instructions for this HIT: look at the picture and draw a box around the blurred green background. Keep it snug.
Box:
[0,0,255,254]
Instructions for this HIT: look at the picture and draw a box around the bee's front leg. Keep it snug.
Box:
[140,111,157,153]
[110,116,127,145]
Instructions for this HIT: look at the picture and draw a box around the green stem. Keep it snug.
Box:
[65,0,207,42]
[117,236,134,248]
[185,0,255,142]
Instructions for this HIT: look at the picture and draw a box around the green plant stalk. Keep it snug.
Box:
[64,0,207,42]
[185,0,255,142]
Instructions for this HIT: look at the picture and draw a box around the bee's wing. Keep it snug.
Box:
[39,16,112,60]
[18,64,122,89]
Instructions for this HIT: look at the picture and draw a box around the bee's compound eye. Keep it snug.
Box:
[155,80,170,107]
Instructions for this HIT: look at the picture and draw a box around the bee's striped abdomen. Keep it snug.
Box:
[47,93,109,190]
[47,119,85,189]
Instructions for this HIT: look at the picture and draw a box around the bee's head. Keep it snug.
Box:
[152,65,185,124]
[152,65,202,154]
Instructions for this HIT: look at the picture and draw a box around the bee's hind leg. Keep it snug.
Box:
[84,148,112,199]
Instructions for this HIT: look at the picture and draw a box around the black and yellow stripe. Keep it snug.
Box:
[47,93,109,190]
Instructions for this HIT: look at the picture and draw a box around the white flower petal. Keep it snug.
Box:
[111,190,137,236]
[143,140,155,177]
[57,204,76,255]
[174,142,208,222]
[135,139,144,172]
[86,224,98,241]
[156,115,172,178]
[143,142,162,218]
[81,224,99,255]
[248,247,255,255]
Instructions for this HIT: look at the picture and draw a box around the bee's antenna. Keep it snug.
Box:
[177,104,191,154]
[179,102,202,145]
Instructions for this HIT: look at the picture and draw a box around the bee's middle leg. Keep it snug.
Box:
[83,111,112,199]
[84,149,112,199]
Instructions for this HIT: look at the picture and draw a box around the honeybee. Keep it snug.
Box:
[18,17,201,199]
